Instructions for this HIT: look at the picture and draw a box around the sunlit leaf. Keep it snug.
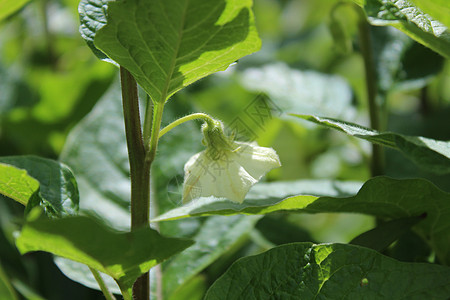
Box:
[16,210,193,295]
[0,156,79,217]
[364,0,450,59]
[93,0,261,102]
[294,115,450,174]
[205,243,450,299]
[0,163,39,206]
[153,177,450,265]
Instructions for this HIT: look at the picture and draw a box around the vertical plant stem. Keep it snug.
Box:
[357,11,384,176]
[89,268,116,300]
[120,67,151,300]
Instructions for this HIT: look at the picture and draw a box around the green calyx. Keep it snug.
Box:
[201,119,236,160]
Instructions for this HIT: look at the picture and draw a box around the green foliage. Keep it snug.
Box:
[1,0,450,298]
[58,82,263,297]
[16,209,193,296]
[0,163,39,206]
[0,156,79,217]
[364,0,450,59]
[205,243,450,299]
[295,115,450,174]
[90,0,261,103]
[154,177,450,264]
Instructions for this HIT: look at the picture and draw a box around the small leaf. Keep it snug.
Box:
[78,0,113,63]
[0,156,79,217]
[350,215,425,251]
[0,0,31,22]
[16,211,194,294]
[93,0,261,103]
[205,243,450,299]
[0,163,40,206]
[153,177,450,265]
[364,0,450,59]
[293,115,450,174]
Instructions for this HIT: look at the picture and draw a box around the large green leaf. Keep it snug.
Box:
[93,0,261,103]
[0,156,79,217]
[16,210,193,296]
[0,163,39,206]
[0,0,30,22]
[294,115,450,174]
[205,243,450,299]
[153,177,450,265]
[363,0,450,59]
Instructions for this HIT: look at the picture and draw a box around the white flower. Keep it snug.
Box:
[182,140,281,203]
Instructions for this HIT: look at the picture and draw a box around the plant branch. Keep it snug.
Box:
[89,268,116,300]
[356,9,384,176]
[120,67,151,300]
[159,112,214,138]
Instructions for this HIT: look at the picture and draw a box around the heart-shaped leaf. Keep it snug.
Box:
[205,243,450,299]
[16,210,194,296]
[93,0,261,103]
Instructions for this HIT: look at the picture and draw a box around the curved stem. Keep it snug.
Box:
[89,268,116,300]
[159,113,214,138]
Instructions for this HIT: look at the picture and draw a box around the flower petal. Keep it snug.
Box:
[233,142,281,180]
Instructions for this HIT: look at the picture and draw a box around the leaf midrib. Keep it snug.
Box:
[159,0,190,103]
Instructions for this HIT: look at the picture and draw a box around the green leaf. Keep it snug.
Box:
[205,243,450,299]
[350,215,425,251]
[153,177,450,265]
[294,115,450,174]
[0,163,39,206]
[364,0,450,59]
[0,156,79,217]
[410,0,450,28]
[152,179,364,222]
[93,0,261,102]
[0,0,30,22]
[16,210,194,295]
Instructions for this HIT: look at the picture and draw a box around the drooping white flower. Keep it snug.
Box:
[182,120,281,203]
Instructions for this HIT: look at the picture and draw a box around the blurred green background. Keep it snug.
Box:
[1,0,449,299]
